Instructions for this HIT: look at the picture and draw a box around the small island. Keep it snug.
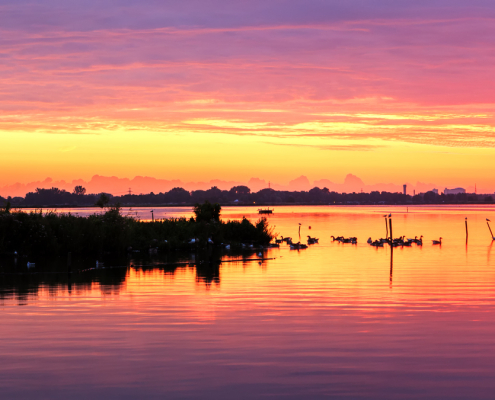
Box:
[0,201,275,258]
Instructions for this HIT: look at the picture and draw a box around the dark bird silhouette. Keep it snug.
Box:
[432,237,442,245]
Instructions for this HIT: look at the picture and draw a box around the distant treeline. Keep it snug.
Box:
[1,185,493,207]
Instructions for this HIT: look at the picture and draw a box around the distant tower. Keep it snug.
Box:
[403,184,407,195]
[414,189,416,196]
[128,188,132,196]
[268,181,271,189]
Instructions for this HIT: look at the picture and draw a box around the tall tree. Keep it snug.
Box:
[73,185,87,195]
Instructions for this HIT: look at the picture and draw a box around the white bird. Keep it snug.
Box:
[487,219,491,222]
[388,214,392,217]
[258,252,262,257]
[208,238,214,244]
[189,238,196,244]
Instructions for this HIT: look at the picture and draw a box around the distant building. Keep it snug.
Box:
[432,189,439,195]
[403,184,407,195]
[444,187,465,195]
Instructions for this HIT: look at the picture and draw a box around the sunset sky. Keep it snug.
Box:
[2,0,495,192]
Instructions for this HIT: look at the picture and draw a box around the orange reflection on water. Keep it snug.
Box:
[2,205,495,398]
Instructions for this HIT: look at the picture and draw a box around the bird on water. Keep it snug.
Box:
[432,237,442,245]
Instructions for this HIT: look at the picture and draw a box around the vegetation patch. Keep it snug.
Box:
[0,201,275,257]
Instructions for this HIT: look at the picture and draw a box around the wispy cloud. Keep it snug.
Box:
[2,0,495,187]
[263,142,383,151]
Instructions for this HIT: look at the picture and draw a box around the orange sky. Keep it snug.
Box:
[2,1,495,192]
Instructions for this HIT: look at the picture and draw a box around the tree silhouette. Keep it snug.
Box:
[193,201,221,222]
[95,193,111,208]
[73,185,87,195]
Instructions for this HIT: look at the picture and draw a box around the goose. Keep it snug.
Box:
[432,237,442,245]
[307,236,319,244]
[413,235,423,244]
[290,242,299,250]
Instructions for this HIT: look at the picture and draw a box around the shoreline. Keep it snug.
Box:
[10,202,495,209]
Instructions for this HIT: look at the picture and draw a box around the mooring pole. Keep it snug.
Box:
[385,217,388,239]
[465,218,468,241]
[487,220,494,239]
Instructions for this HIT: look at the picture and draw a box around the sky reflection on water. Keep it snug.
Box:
[2,206,495,399]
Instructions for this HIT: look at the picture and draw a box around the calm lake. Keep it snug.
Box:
[2,205,495,399]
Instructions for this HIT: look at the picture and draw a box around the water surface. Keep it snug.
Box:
[2,205,495,399]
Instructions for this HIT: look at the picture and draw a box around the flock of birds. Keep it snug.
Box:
[271,215,495,253]
[274,235,319,250]
[272,233,441,250]
[366,235,429,247]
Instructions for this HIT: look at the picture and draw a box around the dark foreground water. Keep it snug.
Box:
[2,205,495,399]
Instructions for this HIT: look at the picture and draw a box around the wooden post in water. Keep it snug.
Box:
[465,218,468,241]
[151,210,154,222]
[389,217,393,242]
[384,216,388,239]
[487,219,494,239]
